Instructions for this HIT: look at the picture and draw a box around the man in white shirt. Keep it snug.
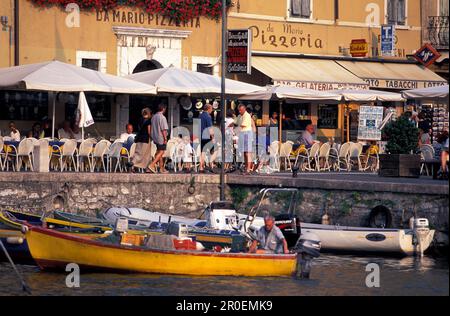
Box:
[237,104,254,173]
[119,124,136,143]
[9,122,21,141]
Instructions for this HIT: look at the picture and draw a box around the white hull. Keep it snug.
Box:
[241,216,435,256]
[300,223,435,256]
[102,207,204,228]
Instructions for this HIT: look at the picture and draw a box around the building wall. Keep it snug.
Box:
[0,0,14,67]
[229,0,422,57]
[0,0,425,71]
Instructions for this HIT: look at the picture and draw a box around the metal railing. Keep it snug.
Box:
[427,16,449,49]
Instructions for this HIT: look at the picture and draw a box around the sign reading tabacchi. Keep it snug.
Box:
[227,29,252,75]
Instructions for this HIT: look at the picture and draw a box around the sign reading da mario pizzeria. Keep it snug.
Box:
[227,29,252,75]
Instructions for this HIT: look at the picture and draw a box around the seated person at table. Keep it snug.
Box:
[58,121,76,139]
[71,123,82,141]
[40,119,53,138]
[297,124,316,149]
[8,122,21,141]
[27,122,42,139]
[249,216,289,254]
[119,124,136,143]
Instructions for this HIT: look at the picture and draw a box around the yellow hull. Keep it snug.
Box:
[26,227,297,277]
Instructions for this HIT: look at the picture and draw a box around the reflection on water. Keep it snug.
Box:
[0,254,448,296]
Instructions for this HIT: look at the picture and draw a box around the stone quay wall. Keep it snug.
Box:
[0,173,448,234]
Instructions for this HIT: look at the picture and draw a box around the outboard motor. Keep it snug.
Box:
[293,232,321,279]
[413,218,431,257]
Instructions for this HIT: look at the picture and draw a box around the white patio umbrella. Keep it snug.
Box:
[127,66,264,95]
[76,92,95,140]
[0,61,157,93]
[0,61,157,139]
[402,85,449,101]
[327,89,405,102]
[239,85,342,101]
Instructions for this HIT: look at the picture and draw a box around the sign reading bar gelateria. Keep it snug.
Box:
[273,80,369,91]
[363,79,446,90]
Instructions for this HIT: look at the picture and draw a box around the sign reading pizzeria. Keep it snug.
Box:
[350,39,368,58]
[227,29,252,74]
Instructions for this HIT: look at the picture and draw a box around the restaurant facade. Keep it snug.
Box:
[0,0,447,142]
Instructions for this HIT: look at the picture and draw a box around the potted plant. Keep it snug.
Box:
[379,115,421,178]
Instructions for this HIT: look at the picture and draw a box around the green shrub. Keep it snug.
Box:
[382,116,419,154]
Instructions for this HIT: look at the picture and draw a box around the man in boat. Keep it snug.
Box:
[249,216,289,254]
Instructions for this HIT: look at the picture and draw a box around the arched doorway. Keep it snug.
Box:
[132,59,164,74]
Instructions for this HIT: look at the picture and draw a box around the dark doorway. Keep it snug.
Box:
[132,59,163,74]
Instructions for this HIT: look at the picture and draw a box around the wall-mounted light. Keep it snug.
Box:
[0,16,8,26]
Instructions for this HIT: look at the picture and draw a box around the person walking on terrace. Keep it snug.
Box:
[147,104,169,174]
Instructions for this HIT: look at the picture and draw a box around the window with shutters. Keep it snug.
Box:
[387,0,406,25]
[290,0,312,19]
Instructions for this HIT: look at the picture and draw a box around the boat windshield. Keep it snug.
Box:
[248,188,299,219]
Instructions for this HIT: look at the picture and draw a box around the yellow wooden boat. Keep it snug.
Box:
[25,226,297,277]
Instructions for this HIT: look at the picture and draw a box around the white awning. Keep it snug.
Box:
[251,57,369,91]
[240,85,342,102]
[336,61,447,90]
[127,66,264,95]
[402,85,449,100]
[327,89,404,102]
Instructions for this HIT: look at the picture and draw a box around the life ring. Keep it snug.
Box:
[368,206,393,228]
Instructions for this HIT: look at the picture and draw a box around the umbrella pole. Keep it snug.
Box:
[220,0,227,201]
[279,100,283,148]
[52,93,56,139]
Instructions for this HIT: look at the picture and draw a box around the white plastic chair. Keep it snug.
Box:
[106,142,124,173]
[16,138,35,171]
[171,141,190,173]
[298,142,320,172]
[91,140,111,172]
[52,139,78,172]
[77,139,96,172]
[348,142,363,171]
[268,141,280,172]
[420,146,435,176]
[279,142,293,171]
[163,139,179,170]
[332,142,352,171]
[317,143,331,171]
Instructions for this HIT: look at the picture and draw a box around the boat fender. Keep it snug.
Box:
[6,237,24,245]
[20,225,29,234]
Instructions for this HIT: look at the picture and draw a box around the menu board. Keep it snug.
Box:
[317,104,338,129]
[227,29,252,74]
[358,106,384,140]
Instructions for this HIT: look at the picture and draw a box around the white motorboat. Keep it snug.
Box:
[101,207,205,228]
